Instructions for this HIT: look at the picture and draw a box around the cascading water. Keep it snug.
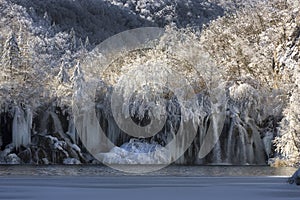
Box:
[12,106,32,149]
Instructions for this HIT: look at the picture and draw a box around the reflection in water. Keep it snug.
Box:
[0,165,296,177]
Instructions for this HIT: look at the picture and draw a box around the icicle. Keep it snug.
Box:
[67,115,76,143]
[49,112,64,135]
[247,119,266,164]
[212,115,222,164]
[263,132,273,159]
[12,106,31,149]
[238,125,247,164]
[226,119,234,163]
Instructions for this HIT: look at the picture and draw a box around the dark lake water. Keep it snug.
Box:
[0,165,296,176]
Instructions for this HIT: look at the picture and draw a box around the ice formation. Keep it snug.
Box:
[12,106,32,149]
[75,33,269,165]
[98,139,171,164]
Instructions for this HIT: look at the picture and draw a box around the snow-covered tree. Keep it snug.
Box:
[0,32,36,149]
[275,81,300,166]
[71,61,85,99]
[84,36,90,50]
[0,32,21,80]
[273,6,300,166]
[57,62,70,84]
[199,1,287,87]
[69,28,77,51]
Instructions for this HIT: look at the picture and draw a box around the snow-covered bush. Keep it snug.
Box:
[273,6,300,166]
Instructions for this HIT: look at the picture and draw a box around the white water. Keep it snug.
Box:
[12,106,32,149]
[99,139,171,164]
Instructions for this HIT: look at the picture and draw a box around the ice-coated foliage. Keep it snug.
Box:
[71,61,85,99]
[273,9,300,166]
[1,32,21,79]
[57,62,70,84]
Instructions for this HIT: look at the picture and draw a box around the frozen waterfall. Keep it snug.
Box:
[72,46,271,165]
[12,106,32,149]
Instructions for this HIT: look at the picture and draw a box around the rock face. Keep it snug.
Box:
[288,168,300,185]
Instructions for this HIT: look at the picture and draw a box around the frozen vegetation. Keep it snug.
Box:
[0,0,299,168]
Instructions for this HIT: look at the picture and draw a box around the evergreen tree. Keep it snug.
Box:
[61,50,73,69]
[84,36,90,50]
[1,32,21,80]
[43,12,51,28]
[57,61,70,84]
[71,61,85,98]
[69,28,77,51]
